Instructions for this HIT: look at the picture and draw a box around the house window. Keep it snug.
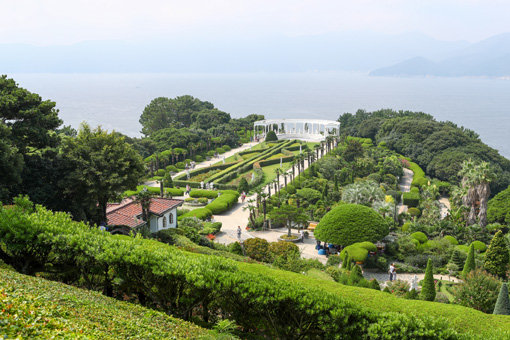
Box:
[169,213,173,224]
[162,216,167,228]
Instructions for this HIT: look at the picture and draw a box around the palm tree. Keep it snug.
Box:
[283,172,288,187]
[274,168,281,189]
[458,159,494,228]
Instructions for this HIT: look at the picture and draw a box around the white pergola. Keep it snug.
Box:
[254,118,340,141]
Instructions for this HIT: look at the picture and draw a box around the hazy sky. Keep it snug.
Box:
[1,0,509,45]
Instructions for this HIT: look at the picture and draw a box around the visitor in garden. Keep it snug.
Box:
[389,263,395,281]
[300,229,305,242]
[241,191,246,203]
[237,226,242,240]
[186,184,190,196]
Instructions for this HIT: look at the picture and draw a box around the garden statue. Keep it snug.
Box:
[186,169,190,179]
[299,145,302,153]
[280,157,283,167]
[251,172,255,182]
[410,275,419,291]
[200,181,204,189]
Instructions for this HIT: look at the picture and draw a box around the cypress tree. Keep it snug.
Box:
[420,258,436,301]
[484,230,510,279]
[342,252,351,270]
[462,243,476,278]
[369,278,381,291]
[493,282,510,315]
[450,249,466,272]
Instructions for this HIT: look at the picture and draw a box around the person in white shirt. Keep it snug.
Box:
[389,263,395,281]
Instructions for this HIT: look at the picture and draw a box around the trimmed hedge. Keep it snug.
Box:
[471,240,487,252]
[189,189,219,199]
[2,202,510,338]
[178,208,213,221]
[0,267,209,339]
[444,235,459,245]
[314,204,389,246]
[124,185,184,198]
[205,191,240,214]
[408,161,427,188]
[174,162,236,181]
[403,192,420,207]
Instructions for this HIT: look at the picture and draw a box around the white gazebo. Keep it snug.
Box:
[254,118,340,141]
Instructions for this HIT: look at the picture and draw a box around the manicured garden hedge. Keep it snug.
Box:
[124,185,184,197]
[1,201,510,338]
[408,161,427,188]
[189,189,219,199]
[411,231,428,244]
[178,207,213,221]
[403,192,420,207]
[205,190,240,214]
[0,266,209,339]
[314,204,389,246]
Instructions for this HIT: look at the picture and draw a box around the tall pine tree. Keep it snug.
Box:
[421,258,436,301]
[450,249,466,272]
[484,230,510,279]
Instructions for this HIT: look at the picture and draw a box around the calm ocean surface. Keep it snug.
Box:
[10,72,510,158]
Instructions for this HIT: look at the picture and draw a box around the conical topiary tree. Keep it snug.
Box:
[265,130,278,142]
[462,244,476,278]
[493,282,510,315]
[484,230,510,279]
[420,258,436,301]
[450,249,466,272]
[348,265,363,286]
[342,253,352,270]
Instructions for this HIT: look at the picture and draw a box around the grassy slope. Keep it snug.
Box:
[236,261,510,338]
[0,267,212,339]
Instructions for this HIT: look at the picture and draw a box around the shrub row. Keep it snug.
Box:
[407,161,428,188]
[0,267,209,339]
[178,208,213,221]
[189,189,219,199]
[206,140,295,184]
[258,155,294,167]
[174,162,236,181]
[205,191,240,214]
[1,201,509,338]
[124,185,184,197]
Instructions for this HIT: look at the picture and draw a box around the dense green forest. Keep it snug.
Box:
[339,109,510,195]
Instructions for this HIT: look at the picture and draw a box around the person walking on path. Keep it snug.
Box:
[186,184,191,196]
[300,229,305,243]
[237,226,242,240]
[241,191,246,203]
[389,263,396,281]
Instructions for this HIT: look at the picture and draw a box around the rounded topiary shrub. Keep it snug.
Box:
[471,240,487,252]
[407,207,421,217]
[166,165,178,172]
[265,130,278,142]
[314,204,389,246]
[401,222,412,232]
[175,161,185,169]
[244,238,271,262]
[443,235,458,245]
[194,155,204,162]
[269,241,299,258]
[410,231,428,244]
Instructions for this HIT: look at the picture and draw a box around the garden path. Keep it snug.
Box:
[439,196,451,219]
[397,168,413,214]
[214,146,330,263]
[363,270,461,286]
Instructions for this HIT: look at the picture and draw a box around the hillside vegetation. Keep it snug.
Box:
[1,200,510,339]
[0,265,212,339]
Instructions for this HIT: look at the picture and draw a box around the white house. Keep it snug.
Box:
[106,197,183,235]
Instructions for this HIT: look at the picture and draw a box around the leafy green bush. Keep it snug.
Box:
[198,197,209,204]
[296,188,322,204]
[265,130,278,141]
[471,240,487,252]
[408,161,427,188]
[326,255,342,267]
[454,269,501,313]
[178,208,213,221]
[222,145,231,152]
[0,268,210,339]
[408,207,421,217]
[244,238,271,262]
[484,230,509,279]
[205,192,240,214]
[3,201,510,338]
[156,169,166,176]
[444,235,459,245]
[190,189,219,199]
[403,192,420,207]
[237,177,249,193]
[487,185,510,224]
[340,246,368,263]
[176,161,185,169]
[194,155,204,162]
[268,241,299,259]
[314,204,389,246]
[410,231,428,244]
[166,165,179,172]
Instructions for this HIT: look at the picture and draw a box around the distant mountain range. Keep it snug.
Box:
[0,32,470,73]
[370,33,510,77]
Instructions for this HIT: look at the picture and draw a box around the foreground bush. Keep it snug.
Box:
[0,266,210,339]
[453,269,501,314]
[315,204,389,246]
[190,189,219,199]
[205,191,240,214]
[178,207,213,220]
[1,201,510,338]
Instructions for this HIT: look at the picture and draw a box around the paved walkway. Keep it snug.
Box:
[397,168,413,214]
[363,270,460,286]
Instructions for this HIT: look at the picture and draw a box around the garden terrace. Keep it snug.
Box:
[254,118,340,141]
